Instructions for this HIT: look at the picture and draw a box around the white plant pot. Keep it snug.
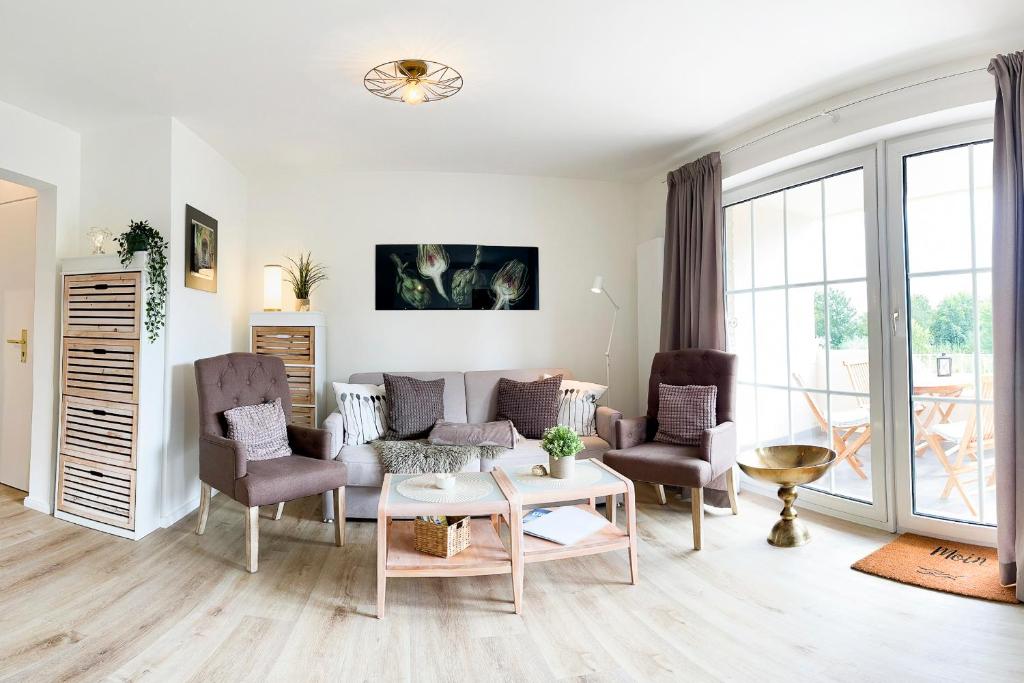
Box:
[549,454,575,479]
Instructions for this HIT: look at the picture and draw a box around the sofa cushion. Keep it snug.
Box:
[338,443,481,488]
[384,374,445,439]
[603,442,713,488]
[496,375,562,439]
[464,368,573,424]
[350,371,467,423]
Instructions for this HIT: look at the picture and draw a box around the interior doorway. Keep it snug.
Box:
[0,178,37,492]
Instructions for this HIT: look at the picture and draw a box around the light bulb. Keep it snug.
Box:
[401,80,426,105]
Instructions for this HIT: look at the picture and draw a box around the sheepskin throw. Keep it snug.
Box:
[372,438,507,474]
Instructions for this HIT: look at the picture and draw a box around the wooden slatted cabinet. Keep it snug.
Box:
[249,312,327,428]
[54,254,165,540]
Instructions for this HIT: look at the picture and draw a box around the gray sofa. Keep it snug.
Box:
[322,368,622,519]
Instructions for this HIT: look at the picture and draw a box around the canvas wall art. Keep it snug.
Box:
[375,244,539,310]
[185,204,218,293]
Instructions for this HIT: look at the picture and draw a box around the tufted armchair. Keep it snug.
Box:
[603,349,738,550]
[193,352,347,572]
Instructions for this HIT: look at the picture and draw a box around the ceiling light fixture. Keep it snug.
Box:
[363,59,463,105]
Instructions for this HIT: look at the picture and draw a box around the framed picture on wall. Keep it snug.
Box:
[185,204,217,293]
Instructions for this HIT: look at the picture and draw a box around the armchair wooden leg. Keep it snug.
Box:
[333,487,345,546]
[273,502,285,521]
[196,482,211,535]
[691,487,704,550]
[726,468,739,515]
[655,484,667,505]
[245,506,259,573]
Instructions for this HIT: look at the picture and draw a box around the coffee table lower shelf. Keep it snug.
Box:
[520,504,631,564]
[384,519,512,577]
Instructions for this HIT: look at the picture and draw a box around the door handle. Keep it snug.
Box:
[891,310,900,336]
[5,329,27,363]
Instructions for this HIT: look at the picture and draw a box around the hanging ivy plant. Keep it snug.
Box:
[115,219,168,343]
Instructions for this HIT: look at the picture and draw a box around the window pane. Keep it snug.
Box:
[726,202,753,290]
[831,394,872,502]
[786,181,824,284]
[756,387,790,447]
[788,285,825,390]
[737,384,757,452]
[973,142,993,269]
[824,170,866,280]
[727,292,755,383]
[905,146,972,274]
[907,273,975,394]
[826,281,869,358]
[752,193,785,287]
[754,289,787,386]
[913,399,980,521]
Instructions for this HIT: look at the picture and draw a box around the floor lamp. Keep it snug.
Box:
[590,276,619,405]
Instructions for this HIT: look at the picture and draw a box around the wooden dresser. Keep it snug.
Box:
[249,312,327,428]
[54,254,165,540]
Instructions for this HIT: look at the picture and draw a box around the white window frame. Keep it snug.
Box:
[724,147,891,528]
[884,120,997,546]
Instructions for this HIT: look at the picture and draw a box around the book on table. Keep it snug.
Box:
[522,506,607,545]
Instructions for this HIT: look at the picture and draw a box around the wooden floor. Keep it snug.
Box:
[1,484,1021,682]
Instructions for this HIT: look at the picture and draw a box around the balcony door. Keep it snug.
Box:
[724,148,889,525]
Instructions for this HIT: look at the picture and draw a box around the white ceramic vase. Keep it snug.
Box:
[549,454,575,479]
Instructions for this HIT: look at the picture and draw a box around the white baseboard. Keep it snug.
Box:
[160,488,219,528]
[23,496,52,514]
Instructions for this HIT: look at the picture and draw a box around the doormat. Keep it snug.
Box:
[852,533,1017,604]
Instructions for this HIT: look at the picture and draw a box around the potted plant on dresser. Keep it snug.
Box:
[541,425,584,479]
[284,252,328,312]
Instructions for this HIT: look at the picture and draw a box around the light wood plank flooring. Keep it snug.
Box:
[1,483,1021,682]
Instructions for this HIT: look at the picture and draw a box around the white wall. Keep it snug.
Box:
[163,119,248,525]
[246,171,640,415]
[0,99,81,513]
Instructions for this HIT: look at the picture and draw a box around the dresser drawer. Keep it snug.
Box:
[290,405,316,428]
[286,365,315,405]
[62,339,140,403]
[60,396,138,468]
[57,455,135,530]
[252,326,315,364]
[63,272,143,339]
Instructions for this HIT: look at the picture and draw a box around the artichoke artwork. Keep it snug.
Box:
[390,253,431,309]
[451,245,487,308]
[490,259,528,310]
[417,244,450,300]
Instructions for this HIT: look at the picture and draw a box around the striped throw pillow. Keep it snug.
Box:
[555,379,607,436]
[653,384,717,446]
[332,382,388,445]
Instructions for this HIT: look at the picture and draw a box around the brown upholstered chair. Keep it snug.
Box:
[603,349,738,550]
[194,352,347,572]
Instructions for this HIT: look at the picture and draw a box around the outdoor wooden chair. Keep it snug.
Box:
[922,375,996,518]
[793,372,869,479]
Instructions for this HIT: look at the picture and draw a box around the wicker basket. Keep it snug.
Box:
[414,515,471,558]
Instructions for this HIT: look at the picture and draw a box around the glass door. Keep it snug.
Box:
[724,148,889,525]
[887,123,997,544]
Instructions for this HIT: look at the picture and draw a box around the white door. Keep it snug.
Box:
[886,122,997,545]
[0,183,37,492]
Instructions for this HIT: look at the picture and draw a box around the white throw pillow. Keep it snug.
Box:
[332,382,388,446]
[555,379,607,437]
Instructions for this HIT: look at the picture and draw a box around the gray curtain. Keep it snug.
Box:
[662,152,730,507]
[661,151,726,352]
[990,51,1024,600]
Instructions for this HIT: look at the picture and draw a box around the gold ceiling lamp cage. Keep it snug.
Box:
[363,59,463,105]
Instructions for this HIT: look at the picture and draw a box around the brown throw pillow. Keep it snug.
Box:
[428,420,520,448]
[654,384,717,446]
[383,374,445,439]
[495,374,561,439]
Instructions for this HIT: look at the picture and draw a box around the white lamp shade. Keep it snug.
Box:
[590,275,604,294]
[263,264,283,311]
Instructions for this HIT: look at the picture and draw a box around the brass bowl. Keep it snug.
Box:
[737,445,837,548]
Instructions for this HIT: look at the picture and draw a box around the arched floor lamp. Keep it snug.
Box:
[590,276,619,405]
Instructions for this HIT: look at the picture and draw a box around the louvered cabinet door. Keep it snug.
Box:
[251,326,315,364]
[60,397,138,468]
[290,405,316,428]
[62,339,140,403]
[63,272,143,339]
[57,456,136,530]
[286,366,315,405]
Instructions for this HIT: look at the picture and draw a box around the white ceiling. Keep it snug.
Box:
[0,1,1021,181]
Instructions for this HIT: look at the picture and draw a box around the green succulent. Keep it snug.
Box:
[541,425,584,459]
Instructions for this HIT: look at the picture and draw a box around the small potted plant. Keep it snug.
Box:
[284,252,328,311]
[115,219,168,343]
[541,425,584,479]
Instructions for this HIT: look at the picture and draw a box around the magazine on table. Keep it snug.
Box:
[522,506,606,545]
